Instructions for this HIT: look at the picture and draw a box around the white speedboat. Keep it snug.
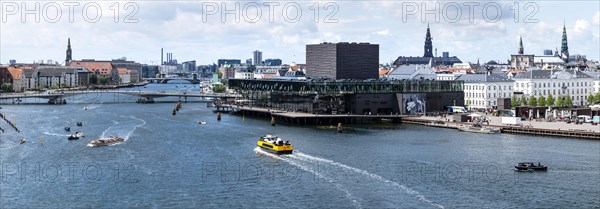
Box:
[197,120,207,125]
[87,136,124,147]
[458,124,501,134]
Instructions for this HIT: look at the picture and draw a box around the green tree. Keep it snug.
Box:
[212,84,226,93]
[521,96,528,106]
[216,70,223,79]
[98,77,109,85]
[595,92,600,104]
[557,96,564,107]
[587,93,595,105]
[538,95,546,107]
[564,95,573,107]
[1,83,12,92]
[546,94,555,107]
[529,95,537,107]
[511,95,518,107]
[90,74,98,85]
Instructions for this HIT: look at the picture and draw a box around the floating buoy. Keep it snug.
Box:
[217,112,221,121]
[337,122,343,133]
[271,116,276,126]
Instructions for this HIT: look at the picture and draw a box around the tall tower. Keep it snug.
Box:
[65,38,72,65]
[253,50,262,65]
[560,22,569,62]
[518,36,524,55]
[423,24,433,58]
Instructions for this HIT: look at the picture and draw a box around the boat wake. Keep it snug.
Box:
[150,113,179,122]
[124,116,146,140]
[100,120,119,139]
[254,148,444,209]
[43,132,69,137]
[292,152,444,209]
[254,147,363,208]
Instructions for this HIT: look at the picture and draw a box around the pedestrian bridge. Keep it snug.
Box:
[0,90,239,104]
[141,78,205,84]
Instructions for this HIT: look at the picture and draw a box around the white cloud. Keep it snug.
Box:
[375,29,390,36]
[593,11,600,25]
[574,19,590,34]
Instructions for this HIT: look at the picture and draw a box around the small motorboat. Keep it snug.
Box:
[515,162,548,171]
[458,123,500,134]
[83,106,88,110]
[75,131,84,138]
[76,122,83,126]
[68,134,79,140]
[64,126,71,132]
[197,120,207,125]
[257,135,293,154]
[19,138,26,144]
[87,136,125,147]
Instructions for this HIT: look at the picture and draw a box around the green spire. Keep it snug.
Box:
[561,22,569,62]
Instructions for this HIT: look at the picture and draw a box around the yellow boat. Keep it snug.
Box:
[257,135,293,154]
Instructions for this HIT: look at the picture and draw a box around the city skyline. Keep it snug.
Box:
[0,1,598,65]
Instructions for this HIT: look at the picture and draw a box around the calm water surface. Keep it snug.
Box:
[0,84,598,208]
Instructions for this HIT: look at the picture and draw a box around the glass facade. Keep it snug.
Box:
[229,79,463,95]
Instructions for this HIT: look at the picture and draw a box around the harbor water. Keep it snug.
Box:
[0,84,598,208]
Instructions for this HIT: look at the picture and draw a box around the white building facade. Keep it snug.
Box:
[458,73,514,110]
[511,70,594,106]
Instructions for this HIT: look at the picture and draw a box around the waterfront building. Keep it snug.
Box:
[581,71,600,93]
[393,25,462,67]
[234,71,254,79]
[387,65,435,80]
[69,60,119,83]
[533,56,565,70]
[306,42,379,80]
[457,73,514,110]
[181,61,197,73]
[217,59,241,67]
[510,36,535,69]
[158,65,177,76]
[218,65,236,80]
[228,79,464,115]
[141,65,160,78]
[36,66,89,88]
[111,58,142,83]
[264,59,282,66]
[117,68,131,84]
[511,69,594,106]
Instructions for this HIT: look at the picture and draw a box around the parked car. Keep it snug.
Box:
[577,115,592,123]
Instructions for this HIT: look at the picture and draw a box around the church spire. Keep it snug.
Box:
[518,36,524,55]
[561,22,569,62]
[424,24,433,58]
[65,38,72,65]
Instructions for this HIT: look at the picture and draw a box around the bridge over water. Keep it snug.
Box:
[141,77,209,84]
[0,90,239,104]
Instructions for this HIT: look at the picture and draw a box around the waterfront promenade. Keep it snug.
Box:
[404,115,600,139]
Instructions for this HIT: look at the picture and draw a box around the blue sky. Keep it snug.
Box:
[1,1,598,65]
